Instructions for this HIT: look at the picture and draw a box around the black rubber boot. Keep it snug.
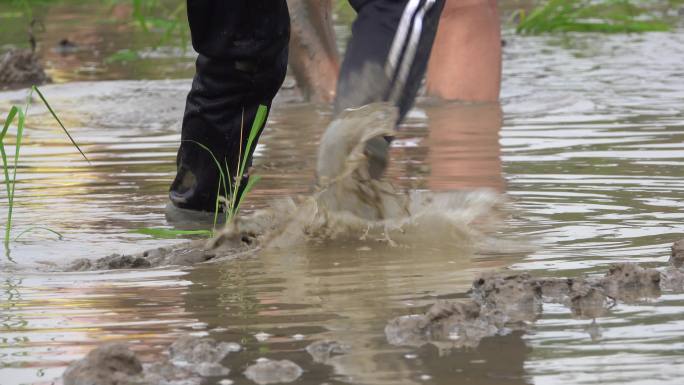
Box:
[170,0,289,212]
[169,103,269,212]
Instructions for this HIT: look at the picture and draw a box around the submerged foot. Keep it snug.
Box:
[364,135,391,180]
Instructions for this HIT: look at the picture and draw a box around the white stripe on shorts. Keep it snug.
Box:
[384,0,422,82]
[389,0,436,103]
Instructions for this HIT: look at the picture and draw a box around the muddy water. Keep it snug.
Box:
[2,4,684,385]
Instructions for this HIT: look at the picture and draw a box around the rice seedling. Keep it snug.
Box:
[516,0,672,34]
[1,85,88,258]
[136,105,267,239]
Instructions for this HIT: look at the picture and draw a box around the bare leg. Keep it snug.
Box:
[426,102,504,192]
[426,0,501,102]
[287,0,340,103]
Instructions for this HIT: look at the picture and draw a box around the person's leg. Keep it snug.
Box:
[426,102,504,192]
[426,0,501,102]
[335,0,446,123]
[287,0,340,103]
[170,0,290,212]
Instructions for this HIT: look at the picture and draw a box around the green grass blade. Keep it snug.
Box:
[14,226,64,241]
[238,104,267,178]
[0,106,18,142]
[0,143,9,198]
[1,106,19,196]
[213,175,221,232]
[234,175,261,217]
[3,106,25,246]
[225,157,235,222]
[32,86,91,164]
[131,227,213,239]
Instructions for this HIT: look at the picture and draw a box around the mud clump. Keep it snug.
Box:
[306,340,351,364]
[569,282,610,319]
[536,277,610,319]
[62,343,145,385]
[386,256,684,349]
[660,266,684,292]
[537,277,574,299]
[600,263,661,301]
[244,358,303,385]
[671,240,684,268]
[62,337,240,385]
[472,272,542,323]
[69,254,152,271]
[166,335,239,377]
[0,49,50,89]
[385,300,503,348]
[64,240,238,271]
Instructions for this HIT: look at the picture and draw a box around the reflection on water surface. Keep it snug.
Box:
[2,3,684,385]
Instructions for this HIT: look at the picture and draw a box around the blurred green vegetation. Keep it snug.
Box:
[516,0,683,34]
[0,0,190,50]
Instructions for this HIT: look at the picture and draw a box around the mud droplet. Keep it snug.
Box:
[306,340,351,363]
[244,358,303,385]
[255,332,272,342]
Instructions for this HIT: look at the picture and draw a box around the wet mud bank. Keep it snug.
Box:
[385,240,684,349]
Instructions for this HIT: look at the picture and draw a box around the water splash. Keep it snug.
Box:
[211,103,504,253]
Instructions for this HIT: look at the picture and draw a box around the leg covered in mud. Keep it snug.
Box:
[335,0,445,122]
[325,0,445,184]
[170,1,290,212]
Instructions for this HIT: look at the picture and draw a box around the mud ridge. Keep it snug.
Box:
[385,246,684,349]
[62,241,684,384]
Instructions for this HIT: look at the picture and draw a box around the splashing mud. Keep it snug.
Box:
[68,103,504,271]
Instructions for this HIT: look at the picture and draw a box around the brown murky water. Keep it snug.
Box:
[2,2,684,385]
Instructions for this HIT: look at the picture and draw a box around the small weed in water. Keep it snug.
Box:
[130,228,212,239]
[137,105,267,239]
[1,85,88,258]
[516,0,672,34]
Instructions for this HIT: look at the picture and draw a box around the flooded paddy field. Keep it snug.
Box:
[2,2,684,385]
